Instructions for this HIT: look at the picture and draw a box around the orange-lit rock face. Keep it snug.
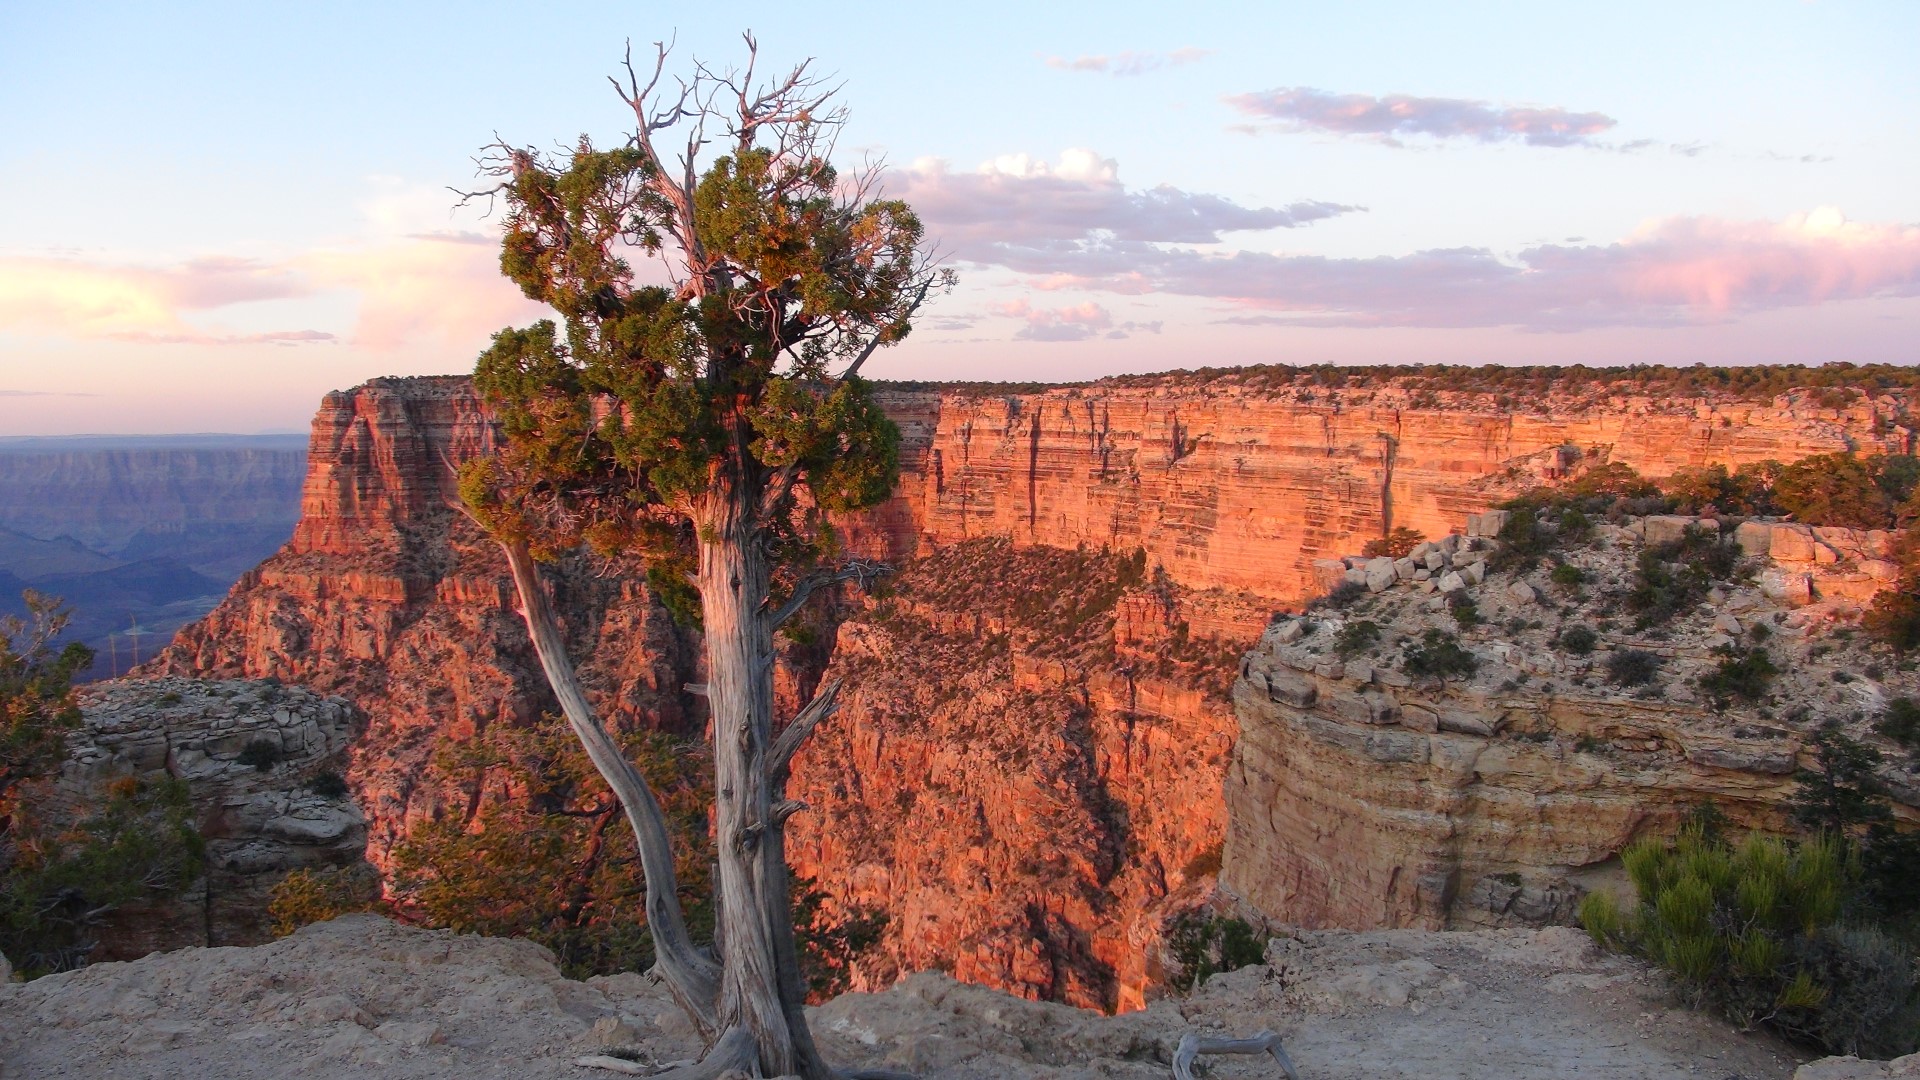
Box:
[153,373,1905,1007]
[891,382,1901,605]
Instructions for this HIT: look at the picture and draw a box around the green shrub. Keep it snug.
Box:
[1774,452,1919,530]
[1403,629,1479,680]
[1582,827,1918,1056]
[1167,912,1267,991]
[1606,649,1661,686]
[1627,526,1742,629]
[1319,579,1368,610]
[236,738,283,772]
[1558,626,1598,655]
[1879,697,1920,760]
[1447,592,1482,628]
[308,770,351,799]
[1549,563,1587,589]
[1334,620,1381,659]
[268,865,384,936]
[1699,645,1778,708]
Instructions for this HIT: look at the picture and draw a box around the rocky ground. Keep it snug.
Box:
[4,914,1888,1080]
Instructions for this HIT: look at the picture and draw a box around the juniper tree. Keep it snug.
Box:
[459,36,947,1079]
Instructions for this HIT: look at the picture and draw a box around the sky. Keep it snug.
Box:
[1,1,1916,434]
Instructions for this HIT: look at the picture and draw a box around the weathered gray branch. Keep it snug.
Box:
[770,679,842,781]
[767,561,890,629]
[574,1025,756,1077]
[501,539,721,1035]
[1172,1030,1300,1080]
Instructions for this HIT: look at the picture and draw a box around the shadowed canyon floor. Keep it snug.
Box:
[0,915,1815,1080]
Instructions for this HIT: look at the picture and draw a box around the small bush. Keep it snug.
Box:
[1442,592,1480,629]
[1403,629,1479,680]
[268,866,385,937]
[308,770,351,799]
[1334,620,1381,659]
[236,738,284,772]
[1167,912,1267,991]
[1581,828,1919,1056]
[1549,563,1587,589]
[1559,626,1598,655]
[1879,697,1920,760]
[1606,649,1661,686]
[1182,843,1224,879]
[1319,579,1367,610]
[1699,646,1778,708]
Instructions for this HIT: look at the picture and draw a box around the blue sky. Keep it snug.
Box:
[2,1,1916,433]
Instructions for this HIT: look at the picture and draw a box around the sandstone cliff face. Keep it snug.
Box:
[148,378,704,869]
[150,373,1909,1006]
[46,677,366,959]
[893,379,1901,607]
[1222,515,1920,933]
[787,541,1240,1013]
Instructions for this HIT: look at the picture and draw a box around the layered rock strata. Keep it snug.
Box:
[1224,515,1920,932]
[44,677,367,958]
[788,541,1245,1013]
[149,372,1909,1003]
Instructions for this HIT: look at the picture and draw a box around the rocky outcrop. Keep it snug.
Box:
[145,378,707,871]
[1222,514,1920,933]
[42,677,367,959]
[0,914,1813,1079]
[787,541,1243,1014]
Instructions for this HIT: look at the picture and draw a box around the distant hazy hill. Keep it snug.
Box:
[0,434,306,678]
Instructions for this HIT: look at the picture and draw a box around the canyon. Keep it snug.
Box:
[0,435,308,677]
[142,371,1908,1007]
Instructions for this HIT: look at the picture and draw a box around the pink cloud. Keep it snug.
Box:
[994,297,1162,342]
[1044,47,1212,77]
[895,150,1357,265]
[1228,87,1617,147]
[0,255,325,343]
[980,208,1920,331]
[298,232,545,352]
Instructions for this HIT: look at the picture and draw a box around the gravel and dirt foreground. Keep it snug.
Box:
[0,915,1907,1080]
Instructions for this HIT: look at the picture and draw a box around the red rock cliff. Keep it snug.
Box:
[152,372,1903,1006]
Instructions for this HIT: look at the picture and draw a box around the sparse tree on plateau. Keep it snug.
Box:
[458,35,948,1079]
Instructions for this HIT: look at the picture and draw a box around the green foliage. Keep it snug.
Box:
[1,776,204,976]
[2,592,93,820]
[1631,526,1743,628]
[1661,463,1780,517]
[1402,629,1479,681]
[1584,826,1919,1057]
[1792,724,1891,838]
[1362,527,1425,559]
[1446,591,1481,629]
[1549,562,1587,589]
[236,738,283,772]
[1698,645,1779,709]
[1333,620,1380,659]
[1605,649,1661,687]
[1317,579,1368,610]
[1879,697,1920,760]
[1773,452,1920,530]
[1167,912,1267,991]
[389,713,716,979]
[1558,626,1598,655]
[307,770,351,799]
[268,865,384,937]
[1,594,199,977]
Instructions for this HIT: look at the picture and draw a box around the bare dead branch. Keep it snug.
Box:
[769,678,843,782]
[1171,1030,1301,1080]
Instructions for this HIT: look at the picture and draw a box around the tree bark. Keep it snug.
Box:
[500,539,720,1036]
[697,475,824,1077]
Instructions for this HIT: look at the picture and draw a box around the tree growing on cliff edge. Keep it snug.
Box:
[458,35,947,1079]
